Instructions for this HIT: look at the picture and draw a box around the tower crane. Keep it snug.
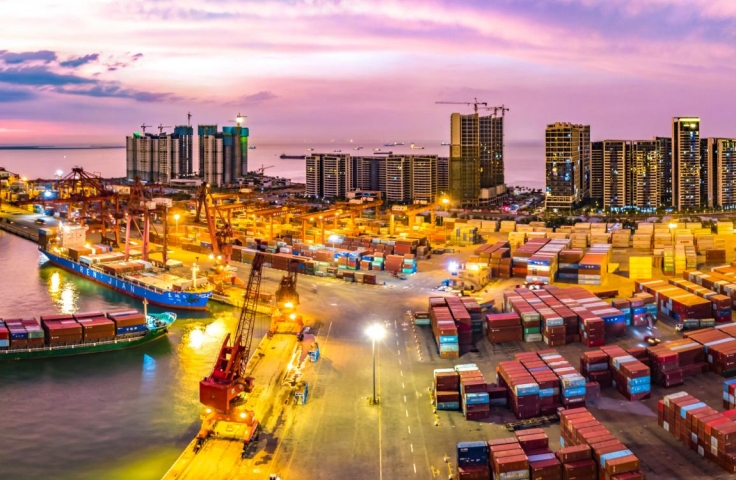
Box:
[254,164,274,175]
[229,113,247,126]
[140,124,152,134]
[158,124,173,135]
[195,251,264,457]
[435,97,488,113]
[483,105,510,118]
[187,111,192,127]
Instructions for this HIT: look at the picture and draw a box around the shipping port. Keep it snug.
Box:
[9,180,736,478]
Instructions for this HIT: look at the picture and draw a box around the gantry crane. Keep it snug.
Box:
[194,183,235,263]
[195,251,264,457]
[435,97,488,113]
[269,258,303,336]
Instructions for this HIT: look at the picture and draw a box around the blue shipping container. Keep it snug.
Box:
[539,388,555,398]
[116,324,147,335]
[563,387,587,398]
[436,401,460,411]
[464,393,490,405]
[9,331,28,340]
[628,384,650,395]
[627,376,651,387]
[439,336,459,344]
[600,449,633,467]
[0,339,9,348]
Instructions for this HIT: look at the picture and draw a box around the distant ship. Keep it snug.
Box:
[410,144,425,150]
[280,154,307,159]
[249,145,257,149]
[333,149,342,153]
[306,148,314,151]
[354,146,363,150]
[441,141,450,146]
[373,149,393,155]
[383,142,405,147]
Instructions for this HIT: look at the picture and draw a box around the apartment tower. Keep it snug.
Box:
[545,122,591,210]
[672,117,700,210]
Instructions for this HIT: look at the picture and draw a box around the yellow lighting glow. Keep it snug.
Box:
[289,313,296,320]
[366,323,386,341]
[284,301,294,309]
[188,327,205,349]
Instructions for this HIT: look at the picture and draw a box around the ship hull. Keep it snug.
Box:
[40,249,211,310]
[0,328,169,361]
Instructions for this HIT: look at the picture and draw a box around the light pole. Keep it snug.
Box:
[174,213,180,235]
[366,323,386,405]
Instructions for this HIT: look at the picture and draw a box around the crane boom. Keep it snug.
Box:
[435,97,488,113]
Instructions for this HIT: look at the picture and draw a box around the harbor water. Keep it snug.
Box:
[0,231,268,480]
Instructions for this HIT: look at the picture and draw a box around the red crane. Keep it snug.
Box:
[195,250,264,456]
[194,183,234,263]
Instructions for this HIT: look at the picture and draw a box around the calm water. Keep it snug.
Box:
[0,231,269,480]
[0,141,544,190]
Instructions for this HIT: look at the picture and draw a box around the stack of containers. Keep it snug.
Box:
[659,391,736,474]
[107,311,147,336]
[724,379,736,410]
[611,299,631,325]
[556,444,596,480]
[41,317,83,345]
[497,360,540,419]
[507,293,542,342]
[516,352,561,416]
[557,249,584,282]
[401,254,417,275]
[632,231,653,251]
[460,297,485,335]
[635,279,713,321]
[646,339,703,387]
[486,313,522,344]
[628,256,653,280]
[433,368,460,410]
[559,407,644,478]
[577,251,607,286]
[705,249,728,264]
[600,345,651,401]
[456,441,490,480]
[579,314,605,347]
[458,364,491,421]
[516,429,562,479]
[539,350,587,409]
[0,321,8,350]
[429,304,459,358]
[580,350,612,387]
[4,319,29,349]
[718,221,734,235]
[512,239,549,278]
[489,438,530,480]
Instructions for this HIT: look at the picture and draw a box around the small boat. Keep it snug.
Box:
[410,144,425,150]
[441,141,450,146]
[307,148,314,151]
[374,150,393,155]
[354,146,363,150]
[280,154,307,159]
[333,149,342,153]
[249,145,257,149]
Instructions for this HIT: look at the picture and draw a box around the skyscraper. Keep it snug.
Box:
[630,140,659,210]
[479,115,504,188]
[655,137,672,207]
[703,138,736,208]
[410,155,439,203]
[590,141,604,205]
[126,130,186,183]
[545,122,590,210]
[602,140,628,210]
[385,155,412,203]
[449,113,480,206]
[672,117,700,210]
[197,124,249,186]
[174,125,194,176]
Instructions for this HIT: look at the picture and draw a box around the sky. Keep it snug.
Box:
[0,0,734,145]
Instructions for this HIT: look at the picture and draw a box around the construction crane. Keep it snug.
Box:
[230,113,247,126]
[254,164,274,175]
[435,97,488,113]
[482,105,510,118]
[195,251,264,457]
[187,111,192,127]
[158,124,172,135]
[140,123,152,134]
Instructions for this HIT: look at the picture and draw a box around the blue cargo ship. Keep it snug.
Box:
[40,247,212,310]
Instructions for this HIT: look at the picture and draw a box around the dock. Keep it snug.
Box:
[161,333,299,480]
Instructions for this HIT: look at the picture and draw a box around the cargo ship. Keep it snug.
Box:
[279,154,306,159]
[38,226,213,310]
[0,308,176,360]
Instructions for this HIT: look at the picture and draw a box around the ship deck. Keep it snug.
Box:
[161,333,299,480]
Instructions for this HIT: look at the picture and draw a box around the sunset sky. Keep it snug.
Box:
[0,0,734,145]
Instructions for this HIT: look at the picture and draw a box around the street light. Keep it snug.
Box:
[174,214,180,234]
[327,234,340,251]
[366,323,386,405]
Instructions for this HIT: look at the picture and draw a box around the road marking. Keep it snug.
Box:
[398,358,402,365]
[402,382,405,389]
[398,349,401,356]
[394,320,397,329]
[408,425,411,434]
[410,443,414,452]
[406,409,409,417]
[397,340,399,346]
[413,463,417,474]
[400,370,403,377]
[404,395,407,403]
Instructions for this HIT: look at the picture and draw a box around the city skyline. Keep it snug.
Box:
[2,1,736,145]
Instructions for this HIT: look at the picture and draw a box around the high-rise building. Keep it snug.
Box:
[385,155,412,203]
[449,113,480,206]
[590,141,604,205]
[410,155,439,203]
[437,157,449,195]
[703,138,736,208]
[630,140,659,210]
[126,131,186,183]
[305,153,352,199]
[174,126,194,176]
[655,137,672,207]
[545,122,590,210]
[672,117,700,210]
[197,124,249,186]
[305,155,323,198]
[479,115,504,189]
[602,140,628,210]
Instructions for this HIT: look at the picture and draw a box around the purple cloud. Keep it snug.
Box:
[0,50,57,64]
[59,54,100,68]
